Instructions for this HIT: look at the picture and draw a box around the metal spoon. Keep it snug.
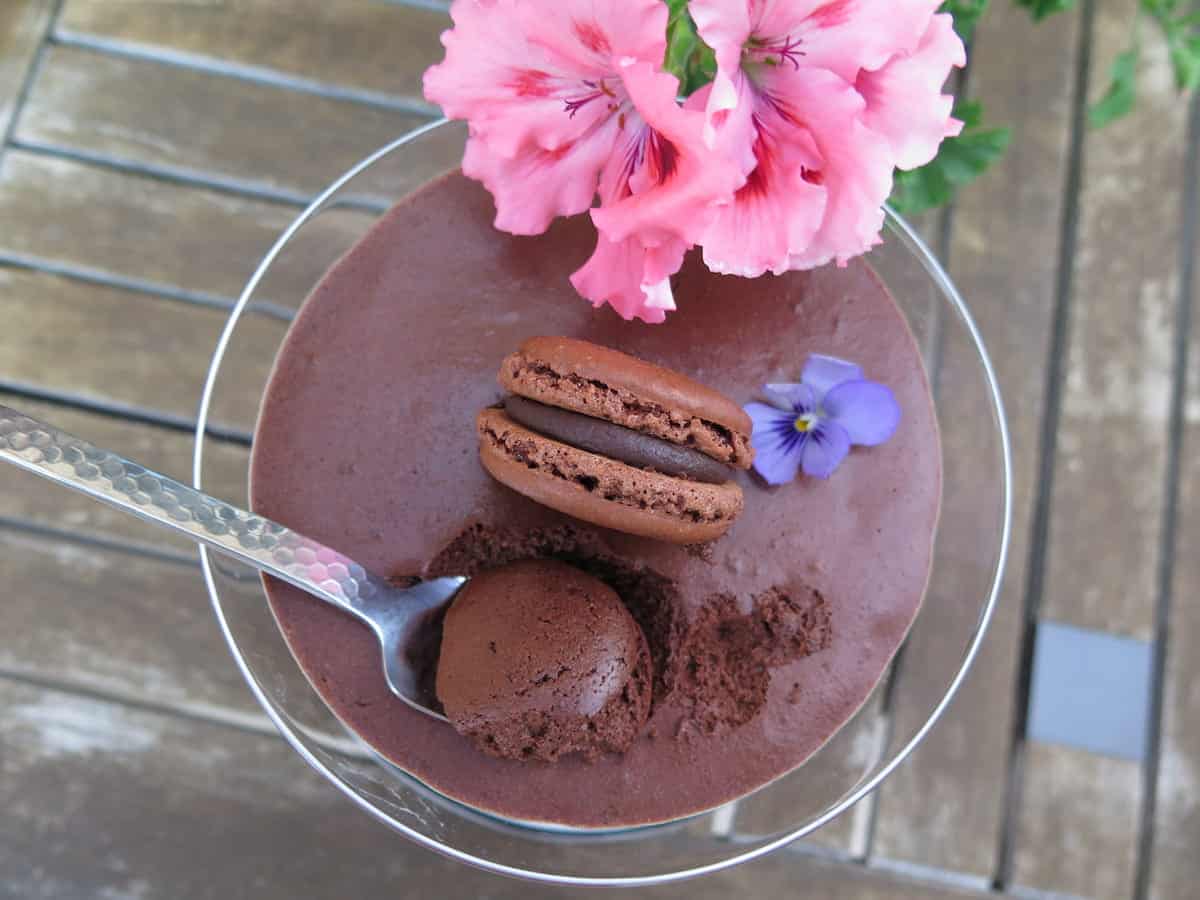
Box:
[0,404,461,722]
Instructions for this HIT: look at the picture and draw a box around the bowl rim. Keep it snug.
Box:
[192,120,1013,887]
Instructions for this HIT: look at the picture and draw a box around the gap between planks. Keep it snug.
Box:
[0,0,64,149]
[1132,86,1200,900]
[48,29,441,118]
[8,138,399,215]
[0,377,253,446]
[992,0,1097,888]
[0,518,372,758]
[0,666,372,762]
[0,247,298,322]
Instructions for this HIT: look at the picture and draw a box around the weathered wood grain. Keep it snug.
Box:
[0,267,282,430]
[17,44,436,198]
[0,0,54,138]
[0,680,990,899]
[57,0,448,103]
[1147,162,1200,900]
[1042,0,1188,641]
[0,151,373,306]
[0,395,250,552]
[1010,0,1190,894]
[871,0,1081,878]
[1011,742,1141,898]
[0,530,267,720]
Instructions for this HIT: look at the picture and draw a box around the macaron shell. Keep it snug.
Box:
[500,336,753,469]
[477,408,743,544]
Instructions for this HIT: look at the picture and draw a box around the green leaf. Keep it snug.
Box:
[1167,33,1200,91]
[891,164,956,214]
[1013,0,1077,21]
[889,100,1012,214]
[1089,47,1139,128]
[1146,0,1200,92]
[665,12,698,82]
[664,1,716,96]
[940,0,990,42]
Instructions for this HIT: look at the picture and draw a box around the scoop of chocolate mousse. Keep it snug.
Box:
[435,559,653,762]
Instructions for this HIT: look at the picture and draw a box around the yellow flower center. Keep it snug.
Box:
[793,414,817,433]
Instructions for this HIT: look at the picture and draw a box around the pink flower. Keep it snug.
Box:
[856,12,966,170]
[425,0,965,322]
[572,60,742,322]
[570,229,687,324]
[424,0,742,323]
[689,0,964,274]
[424,0,669,235]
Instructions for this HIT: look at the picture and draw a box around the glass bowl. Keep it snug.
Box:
[192,120,1011,886]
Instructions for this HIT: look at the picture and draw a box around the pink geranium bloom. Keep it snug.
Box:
[573,61,742,322]
[570,228,687,324]
[425,0,742,322]
[856,11,966,170]
[689,0,964,274]
[424,0,668,235]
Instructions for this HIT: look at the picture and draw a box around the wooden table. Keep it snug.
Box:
[1,2,1196,897]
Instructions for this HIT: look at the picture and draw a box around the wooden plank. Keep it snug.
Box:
[0,267,283,430]
[870,0,1081,877]
[57,0,448,102]
[0,151,372,305]
[17,44,436,198]
[1042,2,1188,641]
[0,680,989,899]
[1148,156,1200,900]
[0,395,250,552]
[1011,742,1140,897]
[0,530,266,720]
[1010,0,1191,894]
[0,0,53,138]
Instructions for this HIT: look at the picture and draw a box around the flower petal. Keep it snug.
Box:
[641,239,688,290]
[519,0,667,78]
[764,382,818,414]
[462,124,617,234]
[694,0,937,84]
[823,380,901,446]
[688,0,755,146]
[425,0,610,157]
[745,402,806,485]
[686,79,759,178]
[763,66,892,269]
[775,0,940,83]
[800,420,851,479]
[691,82,827,277]
[589,62,744,250]
[569,232,687,324]
[802,354,864,398]
[424,0,672,238]
[856,12,965,171]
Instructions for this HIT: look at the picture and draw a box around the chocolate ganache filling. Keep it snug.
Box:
[503,395,732,484]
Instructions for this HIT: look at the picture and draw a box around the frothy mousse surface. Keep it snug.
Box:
[250,173,942,828]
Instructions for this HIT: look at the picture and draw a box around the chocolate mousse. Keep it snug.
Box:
[436,560,652,762]
[250,172,942,828]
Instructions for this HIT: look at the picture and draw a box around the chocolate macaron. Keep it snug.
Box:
[476,337,752,544]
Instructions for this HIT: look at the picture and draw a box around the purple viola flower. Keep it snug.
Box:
[745,354,901,484]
